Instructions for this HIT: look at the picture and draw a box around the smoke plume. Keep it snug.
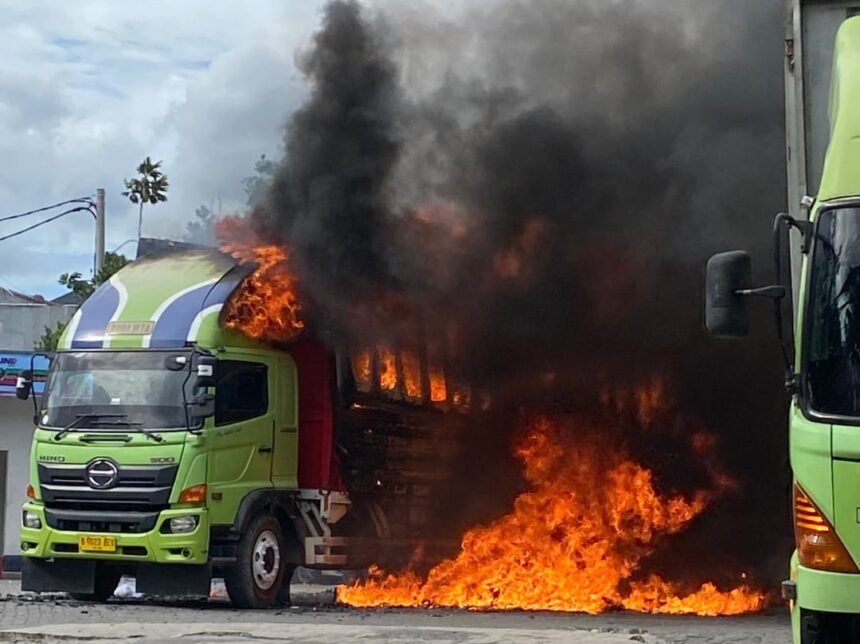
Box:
[252,0,791,584]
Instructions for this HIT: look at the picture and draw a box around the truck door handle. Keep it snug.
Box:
[258,446,272,454]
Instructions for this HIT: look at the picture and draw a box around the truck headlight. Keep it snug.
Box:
[23,510,41,529]
[168,516,199,534]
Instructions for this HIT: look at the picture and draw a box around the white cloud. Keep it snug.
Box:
[0,0,326,297]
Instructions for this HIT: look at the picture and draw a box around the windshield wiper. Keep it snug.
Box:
[98,419,164,443]
[54,413,127,441]
[54,414,164,443]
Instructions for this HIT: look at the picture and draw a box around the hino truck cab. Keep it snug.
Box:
[706,5,860,643]
[15,248,300,606]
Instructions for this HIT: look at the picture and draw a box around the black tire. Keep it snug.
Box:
[70,565,122,602]
[224,514,288,609]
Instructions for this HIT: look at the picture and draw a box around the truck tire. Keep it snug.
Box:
[70,565,122,602]
[224,514,289,609]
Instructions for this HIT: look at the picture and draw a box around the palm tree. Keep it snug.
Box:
[122,157,169,239]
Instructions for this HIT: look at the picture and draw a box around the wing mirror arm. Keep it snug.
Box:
[736,285,787,299]
[706,213,808,395]
[772,213,811,394]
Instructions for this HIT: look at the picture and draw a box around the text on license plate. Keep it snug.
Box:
[78,535,117,552]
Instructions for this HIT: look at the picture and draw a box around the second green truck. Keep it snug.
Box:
[706,5,860,643]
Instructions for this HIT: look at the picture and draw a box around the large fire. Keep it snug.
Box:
[217,219,767,616]
[219,219,304,344]
[337,417,767,616]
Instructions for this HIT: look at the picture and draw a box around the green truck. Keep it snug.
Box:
[15,244,462,607]
[706,5,860,642]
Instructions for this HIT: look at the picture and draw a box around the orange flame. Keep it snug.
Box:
[219,219,304,344]
[429,364,447,402]
[338,417,766,615]
[379,346,397,391]
[402,350,423,399]
[352,349,373,391]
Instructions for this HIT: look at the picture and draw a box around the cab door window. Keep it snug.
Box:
[215,360,269,426]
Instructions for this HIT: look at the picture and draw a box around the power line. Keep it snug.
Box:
[0,198,94,224]
[0,206,96,242]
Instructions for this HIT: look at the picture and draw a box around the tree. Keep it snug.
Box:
[35,322,66,352]
[58,252,130,300]
[184,204,217,245]
[241,154,278,209]
[123,156,169,239]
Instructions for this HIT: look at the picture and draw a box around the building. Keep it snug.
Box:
[0,291,76,574]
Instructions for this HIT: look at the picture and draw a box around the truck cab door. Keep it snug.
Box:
[207,355,274,526]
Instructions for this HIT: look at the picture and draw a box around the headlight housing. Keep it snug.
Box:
[167,515,199,534]
[22,510,41,529]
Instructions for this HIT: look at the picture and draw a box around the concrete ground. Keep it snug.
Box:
[0,578,791,643]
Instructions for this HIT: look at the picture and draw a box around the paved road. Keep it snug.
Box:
[0,579,791,643]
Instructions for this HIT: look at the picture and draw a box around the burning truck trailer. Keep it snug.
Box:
[15,244,472,607]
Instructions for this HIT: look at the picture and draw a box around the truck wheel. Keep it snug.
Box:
[225,514,289,609]
[70,565,122,602]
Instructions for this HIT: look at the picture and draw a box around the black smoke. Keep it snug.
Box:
[255,0,791,586]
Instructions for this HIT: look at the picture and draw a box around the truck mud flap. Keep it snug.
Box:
[136,563,211,597]
[21,558,97,594]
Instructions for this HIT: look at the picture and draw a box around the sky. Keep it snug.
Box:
[0,0,326,298]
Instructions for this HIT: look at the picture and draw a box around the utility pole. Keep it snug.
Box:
[95,188,106,274]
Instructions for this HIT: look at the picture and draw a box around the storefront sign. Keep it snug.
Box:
[0,352,50,396]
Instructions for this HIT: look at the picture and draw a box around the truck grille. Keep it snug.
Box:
[44,508,160,533]
[38,463,179,511]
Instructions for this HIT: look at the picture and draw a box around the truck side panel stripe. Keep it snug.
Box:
[142,278,219,348]
[187,304,223,343]
[149,279,238,348]
[101,275,129,349]
[60,309,83,350]
[70,279,121,349]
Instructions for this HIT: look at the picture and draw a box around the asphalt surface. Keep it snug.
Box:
[0,578,792,643]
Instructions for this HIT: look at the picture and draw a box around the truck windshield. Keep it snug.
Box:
[807,206,860,416]
[41,351,195,430]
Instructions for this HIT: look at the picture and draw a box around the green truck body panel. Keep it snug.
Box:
[818,18,860,203]
[789,402,833,521]
[789,14,860,641]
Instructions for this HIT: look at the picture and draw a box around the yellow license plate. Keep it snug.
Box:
[78,535,117,552]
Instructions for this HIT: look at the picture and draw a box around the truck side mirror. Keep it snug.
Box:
[189,393,215,421]
[194,355,216,389]
[187,354,216,423]
[16,370,33,401]
[705,251,752,338]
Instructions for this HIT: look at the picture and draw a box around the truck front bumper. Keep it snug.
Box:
[790,552,860,643]
[19,502,209,565]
